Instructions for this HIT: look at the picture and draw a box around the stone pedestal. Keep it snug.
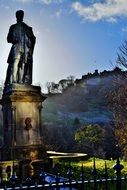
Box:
[0,84,46,161]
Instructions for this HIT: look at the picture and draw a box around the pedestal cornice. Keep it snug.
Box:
[0,84,47,104]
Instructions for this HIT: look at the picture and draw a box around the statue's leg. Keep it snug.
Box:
[23,63,28,83]
[18,63,25,83]
[12,58,20,83]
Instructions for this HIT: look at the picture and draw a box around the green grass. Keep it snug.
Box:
[52,158,127,189]
[56,157,127,179]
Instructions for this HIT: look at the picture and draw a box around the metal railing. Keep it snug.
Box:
[0,157,126,190]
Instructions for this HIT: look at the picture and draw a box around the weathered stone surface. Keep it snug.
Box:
[0,84,46,161]
[2,84,45,103]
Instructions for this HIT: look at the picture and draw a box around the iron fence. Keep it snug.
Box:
[0,157,126,190]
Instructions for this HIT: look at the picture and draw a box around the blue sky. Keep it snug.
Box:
[0,0,127,89]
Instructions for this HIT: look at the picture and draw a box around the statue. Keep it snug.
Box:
[5,10,36,86]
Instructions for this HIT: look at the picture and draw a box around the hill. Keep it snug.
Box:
[42,68,123,127]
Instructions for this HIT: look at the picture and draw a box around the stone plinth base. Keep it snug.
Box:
[0,158,49,181]
[13,144,47,160]
[0,84,46,161]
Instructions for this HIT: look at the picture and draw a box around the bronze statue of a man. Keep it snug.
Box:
[5,10,36,86]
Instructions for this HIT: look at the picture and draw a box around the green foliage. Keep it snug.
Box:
[74,124,116,158]
[75,124,103,144]
[75,124,105,156]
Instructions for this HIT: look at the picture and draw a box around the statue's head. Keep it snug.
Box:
[16,10,24,22]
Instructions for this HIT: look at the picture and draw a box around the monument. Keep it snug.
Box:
[0,10,46,164]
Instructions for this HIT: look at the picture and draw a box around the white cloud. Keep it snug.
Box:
[0,4,10,9]
[56,8,62,17]
[14,0,64,4]
[72,0,127,22]
[14,0,33,2]
[39,0,52,4]
[122,26,127,33]
[39,0,64,4]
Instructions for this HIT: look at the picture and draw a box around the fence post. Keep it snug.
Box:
[113,156,124,190]
[39,169,47,186]
[25,176,32,190]
[10,173,18,190]
[19,183,23,190]
[92,157,97,190]
[34,181,38,189]
[55,173,60,190]
[67,162,73,190]
[80,164,85,189]
[4,184,7,190]
[104,161,108,190]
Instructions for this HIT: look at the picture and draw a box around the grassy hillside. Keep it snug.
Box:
[42,75,115,126]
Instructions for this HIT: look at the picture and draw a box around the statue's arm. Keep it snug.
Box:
[26,27,36,46]
[7,25,18,44]
[7,26,13,43]
[30,27,36,47]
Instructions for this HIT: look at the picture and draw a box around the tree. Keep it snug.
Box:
[67,75,75,85]
[73,117,80,130]
[58,79,68,92]
[46,82,59,94]
[46,82,52,94]
[75,124,105,157]
[117,40,127,69]
[108,75,127,158]
[75,124,116,158]
[108,40,127,158]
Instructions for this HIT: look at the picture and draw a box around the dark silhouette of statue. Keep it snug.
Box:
[5,10,36,86]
